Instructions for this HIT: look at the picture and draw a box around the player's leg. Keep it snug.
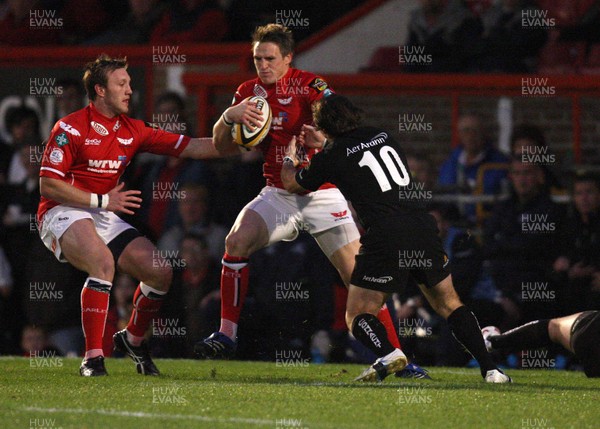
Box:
[112,235,171,375]
[324,235,402,350]
[57,217,114,376]
[487,318,556,352]
[218,207,269,340]
[345,285,407,381]
[548,313,582,353]
[418,275,510,382]
[196,188,295,359]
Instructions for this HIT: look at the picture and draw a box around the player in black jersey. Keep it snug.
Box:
[281,94,511,383]
[486,311,600,377]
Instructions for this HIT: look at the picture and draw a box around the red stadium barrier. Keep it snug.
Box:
[0,44,251,119]
[182,72,599,164]
[0,44,595,164]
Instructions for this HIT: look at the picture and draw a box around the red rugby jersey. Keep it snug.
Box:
[233,67,334,189]
[38,103,190,221]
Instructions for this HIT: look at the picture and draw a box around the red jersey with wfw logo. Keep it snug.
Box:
[38,103,190,221]
[233,67,335,189]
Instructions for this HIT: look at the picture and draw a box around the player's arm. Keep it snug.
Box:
[213,97,264,152]
[179,137,239,159]
[281,159,306,194]
[39,177,142,215]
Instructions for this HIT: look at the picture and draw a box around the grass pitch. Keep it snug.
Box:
[1,357,599,429]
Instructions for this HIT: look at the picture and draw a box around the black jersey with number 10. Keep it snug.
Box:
[295,126,426,229]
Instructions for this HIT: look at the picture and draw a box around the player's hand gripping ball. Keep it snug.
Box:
[231,96,272,148]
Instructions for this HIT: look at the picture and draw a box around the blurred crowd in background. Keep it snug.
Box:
[1,0,599,371]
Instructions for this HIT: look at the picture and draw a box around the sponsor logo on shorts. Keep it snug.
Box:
[91,121,109,136]
[57,217,69,221]
[59,120,81,136]
[117,137,133,145]
[49,148,64,164]
[331,210,349,221]
[362,275,393,284]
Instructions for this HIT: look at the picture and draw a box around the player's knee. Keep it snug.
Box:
[157,265,173,291]
[224,230,252,256]
[91,252,115,281]
[547,318,560,343]
[146,265,172,292]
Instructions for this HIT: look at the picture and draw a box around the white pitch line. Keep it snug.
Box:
[20,406,273,426]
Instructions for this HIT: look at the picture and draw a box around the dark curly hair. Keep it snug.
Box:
[313,94,363,138]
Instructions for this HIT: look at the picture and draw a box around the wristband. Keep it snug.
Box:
[90,193,110,209]
[282,156,296,166]
[222,111,233,127]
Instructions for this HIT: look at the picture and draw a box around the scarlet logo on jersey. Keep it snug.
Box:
[59,121,81,136]
[278,97,292,105]
[331,210,348,218]
[117,137,133,145]
[91,121,109,136]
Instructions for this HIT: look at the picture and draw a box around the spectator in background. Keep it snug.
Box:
[20,325,56,357]
[158,183,228,261]
[60,0,110,44]
[53,78,85,123]
[554,173,600,314]
[438,113,509,223]
[406,152,437,191]
[3,106,42,185]
[128,92,212,239]
[483,158,564,325]
[150,0,228,43]
[0,0,61,46]
[88,0,167,45]
[404,0,482,73]
[511,123,563,194]
[0,245,16,354]
[166,233,220,357]
[472,0,548,73]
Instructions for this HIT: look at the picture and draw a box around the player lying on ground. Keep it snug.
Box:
[280,94,511,383]
[486,311,600,377]
[38,54,237,376]
[194,23,426,378]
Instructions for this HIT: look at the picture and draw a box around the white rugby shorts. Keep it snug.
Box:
[244,186,357,246]
[39,205,134,262]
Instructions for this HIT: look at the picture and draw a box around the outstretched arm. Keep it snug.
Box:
[179,137,240,159]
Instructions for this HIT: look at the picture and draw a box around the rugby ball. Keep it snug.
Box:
[231,96,272,148]
[481,326,501,352]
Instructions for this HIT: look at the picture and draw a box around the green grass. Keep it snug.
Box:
[1,357,599,429]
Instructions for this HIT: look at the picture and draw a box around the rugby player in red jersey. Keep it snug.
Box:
[194,24,424,377]
[38,54,234,376]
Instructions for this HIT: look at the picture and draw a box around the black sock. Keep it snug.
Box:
[351,313,396,358]
[489,319,551,351]
[447,306,497,377]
